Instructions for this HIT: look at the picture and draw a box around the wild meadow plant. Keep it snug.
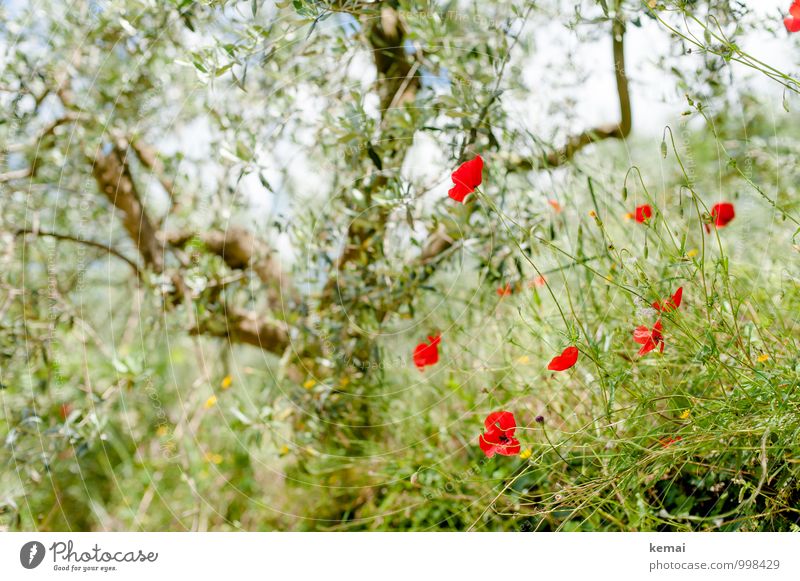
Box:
[1,0,799,532]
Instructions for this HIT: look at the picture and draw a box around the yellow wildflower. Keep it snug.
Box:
[679,409,690,420]
[517,355,530,365]
[519,448,532,460]
[204,452,223,465]
[303,379,316,389]
[757,353,769,363]
[221,375,233,390]
[204,395,217,409]
[687,248,698,258]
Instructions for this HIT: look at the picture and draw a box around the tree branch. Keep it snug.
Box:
[165,227,283,286]
[369,6,420,113]
[13,227,144,279]
[92,144,165,273]
[190,306,290,353]
[128,138,178,212]
[0,167,33,183]
[321,5,420,301]
[506,11,631,172]
[415,8,632,272]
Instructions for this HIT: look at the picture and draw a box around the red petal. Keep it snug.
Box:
[448,182,471,203]
[484,411,517,435]
[671,287,683,309]
[479,434,497,458]
[634,204,653,223]
[653,287,683,312]
[638,340,657,356]
[787,17,800,32]
[478,434,521,457]
[710,202,735,228]
[413,336,440,369]
[448,156,483,203]
[792,1,800,18]
[494,438,521,456]
[547,346,579,371]
[452,156,483,189]
[660,436,682,448]
[633,326,652,344]
[637,320,664,356]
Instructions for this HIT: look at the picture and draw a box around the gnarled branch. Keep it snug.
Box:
[165,227,283,286]
[14,227,143,280]
[92,144,165,273]
[506,11,631,171]
[190,306,290,353]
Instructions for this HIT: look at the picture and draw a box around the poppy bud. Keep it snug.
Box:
[535,415,545,424]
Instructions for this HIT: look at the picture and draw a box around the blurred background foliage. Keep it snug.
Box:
[1,0,799,531]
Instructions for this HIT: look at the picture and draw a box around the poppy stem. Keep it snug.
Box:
[541,424,570,467]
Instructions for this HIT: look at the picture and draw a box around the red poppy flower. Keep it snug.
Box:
[633,319,664,356]
[785,1,800,32]
[59,403,73,421]
[531,275,546,288]
[706,202,735,232]
[547,199,562,213]
[634,204,653,223]
[448,155,483,203]
[652,287,683,312]
[479,411,521,458]
[547,346,579,371]
[413,335,440,370]
[497,283,512,296]
[660,436,682,448]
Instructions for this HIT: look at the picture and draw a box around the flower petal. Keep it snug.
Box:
[671,287,683,309]
[448,182,471,203]
[653,287,683,312]
[452,156,483,189]
[638,340,657,356]
[710,202,735,229]
[633,325,652,344]
[448,156,483,203]
[484,410,517,435]
[413,336,440,369]
[493,438,521,456]
[547,346,579,371]
[634,204,653,223]
[479,434,497,458]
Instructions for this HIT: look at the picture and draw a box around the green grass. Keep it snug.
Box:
[2,121,800,532]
